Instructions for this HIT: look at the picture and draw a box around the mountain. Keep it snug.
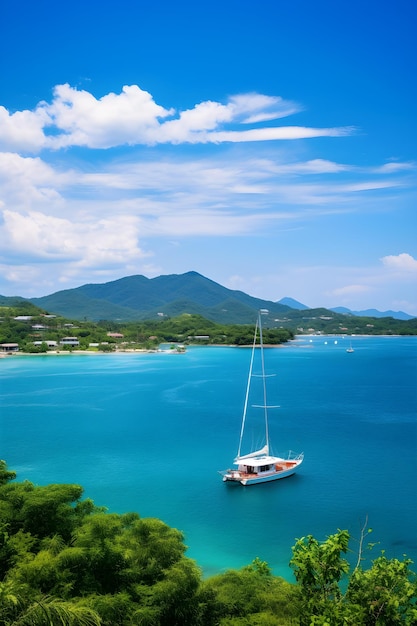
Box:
[29,271,293,324]
[0,295,29,306]
[278,297,309,310]
[5,271,412,325]
[278,300,414,320]
[331,306,414,321]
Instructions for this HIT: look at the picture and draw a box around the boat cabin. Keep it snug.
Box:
[236,454,279,477]
[239,463,274,475]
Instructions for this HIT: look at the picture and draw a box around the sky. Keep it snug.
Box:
[0,0,416,315]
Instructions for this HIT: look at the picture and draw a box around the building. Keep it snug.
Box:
[33,340,58,348]
[0,343,19,353]
[59,337,80,347]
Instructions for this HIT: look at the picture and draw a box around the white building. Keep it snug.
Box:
[59,337,79,346]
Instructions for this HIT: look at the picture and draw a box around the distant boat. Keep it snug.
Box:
[220,311,304,486]
[346,339,354,353]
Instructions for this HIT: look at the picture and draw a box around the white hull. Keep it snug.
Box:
[222,455,303,486]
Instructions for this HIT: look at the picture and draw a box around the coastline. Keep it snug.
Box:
[0,347,191,358]
[1,333,413,360]
[0,348,151,358]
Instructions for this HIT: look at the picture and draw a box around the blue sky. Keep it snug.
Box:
[1,0,416,314]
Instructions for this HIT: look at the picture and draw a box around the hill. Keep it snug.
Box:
[1,271,415,334]
[331,306,414,321]
[30,271,293,324]
[278,297,309,310]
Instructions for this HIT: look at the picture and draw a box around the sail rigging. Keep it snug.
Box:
[221,310,304,486]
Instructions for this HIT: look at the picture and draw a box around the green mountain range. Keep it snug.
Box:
[0,271,415,334]
[28,271,292,324]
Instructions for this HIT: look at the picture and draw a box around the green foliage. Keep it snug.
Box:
[290,529,417,625]
[290,530,350,623]
[0,460,16,485]
[1,299,415,355]
[0,306,294,351]
[0,461,416,626]
[200,558,299,625]
[0,584,102,625]
[0,481,85,541]
[347,553,417,624]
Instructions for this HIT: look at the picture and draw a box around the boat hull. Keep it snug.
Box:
[222,457,303,486]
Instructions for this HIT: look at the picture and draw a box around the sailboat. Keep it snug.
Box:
[346,338,354,353]
[221,310,304,486]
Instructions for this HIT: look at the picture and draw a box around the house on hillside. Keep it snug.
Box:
[33,340,58,348]
[60,337,79,347]
[0,343,19,353]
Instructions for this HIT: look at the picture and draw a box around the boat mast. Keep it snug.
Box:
[258,311,270,454]
[236,315,258,459]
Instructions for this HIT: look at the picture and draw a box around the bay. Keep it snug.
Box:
[1,335,416,580]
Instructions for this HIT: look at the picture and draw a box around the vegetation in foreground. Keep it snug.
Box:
[0,461,416,625]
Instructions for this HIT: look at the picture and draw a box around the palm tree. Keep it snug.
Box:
[0,582,101,626]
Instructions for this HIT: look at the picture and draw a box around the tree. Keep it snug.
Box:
[0,460,16,485]
[290,529,417,625]
[0,580,102,626]
[346,553,417,624]
[200,558,298,625]
[2,462,416,626]
[290,530,350,623]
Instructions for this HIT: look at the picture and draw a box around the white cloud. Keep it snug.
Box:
[207,126,353,143]
[228,93,301,123]
[0,263,44,292]
[374,161,416,174]
[1,209,147,267]
[0,85,415,312]
[0,152,68,209]
[0,106,49,152]
[331,284,371,297]
[45,83,174,149]
[272,159,350,174]
[381,253,417,272]
[0,151,412,255]
[0,84,353,151]
[155,100,233,143]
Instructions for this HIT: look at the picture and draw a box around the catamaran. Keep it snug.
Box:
[220,310,303,486]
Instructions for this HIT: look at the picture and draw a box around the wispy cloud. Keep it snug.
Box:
[0,84,416,309]
[228,93,302,123]
[0,84,353,152]
[332,284,371,297]
[373,161,416,174]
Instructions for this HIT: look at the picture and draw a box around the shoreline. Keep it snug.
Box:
[1,333,413,359]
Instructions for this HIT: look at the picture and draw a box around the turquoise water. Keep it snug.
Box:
[1,335,416,580]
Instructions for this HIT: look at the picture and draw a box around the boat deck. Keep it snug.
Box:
[225,459,300,482]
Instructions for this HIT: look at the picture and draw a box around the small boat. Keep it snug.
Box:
[220,311,303,486]
[346,339,354,353]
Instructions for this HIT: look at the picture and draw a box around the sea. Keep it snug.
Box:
[1,335,416,581]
